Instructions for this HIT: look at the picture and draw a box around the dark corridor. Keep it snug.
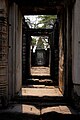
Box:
[22,18,59,87]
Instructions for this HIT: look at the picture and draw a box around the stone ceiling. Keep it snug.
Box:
[10,0,75,15]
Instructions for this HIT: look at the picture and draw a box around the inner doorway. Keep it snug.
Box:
[31,35,50,77]
[22,15,62,97]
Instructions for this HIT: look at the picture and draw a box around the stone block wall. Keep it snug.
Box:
[0,0,8,104]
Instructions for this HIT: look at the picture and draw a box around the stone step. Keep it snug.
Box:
[12,96,67,105]
[25,78,57,86]
[0,111,80,120]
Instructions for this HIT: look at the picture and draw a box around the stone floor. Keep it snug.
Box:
[0,67,79,119]
[21,85,62,97]
[0,85,79,120]
[31,66,50,76]
[0,85,77,115]
[0,104,77,115]
[0,105,80,120]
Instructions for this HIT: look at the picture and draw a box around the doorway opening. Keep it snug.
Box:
[31,35,50,77]
[22,15,63,98]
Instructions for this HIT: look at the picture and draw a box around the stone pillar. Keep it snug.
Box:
[26,29,31,79]
[9,3,16,98]
[15,6,22,93]
[9,2,22,98]
[64,5,72,98]
[50,21,59,84]
[58,4,72,97]
[22,22,31,84]
[0,0,8,105]
[72,0,80,96]
[50,30,54,80]
[58,13,65,94]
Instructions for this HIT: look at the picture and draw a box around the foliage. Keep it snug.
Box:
[25,16,38,28]
[37,37,44,48]
[25,18,33,28]
[38,15,57,28]
[25,15,57,28]
[25,15,56,49]
[31,37,36,46]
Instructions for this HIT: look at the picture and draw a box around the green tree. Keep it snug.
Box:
[25,16,38,28]
[37,37,44,49]
[31,37,36,46]
[25,18,33,28]
[38,15,57,28]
